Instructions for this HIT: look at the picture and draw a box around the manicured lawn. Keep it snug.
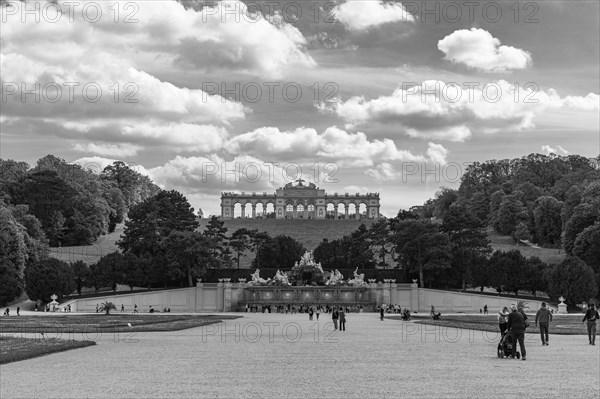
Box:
[0,314,241,334]
[392,314,597,335]
[0,337,96,365]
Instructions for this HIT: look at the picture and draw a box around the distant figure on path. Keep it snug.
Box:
[332,307,339,330]
[3,308,9,316]
[121,304,125,313]
[309,307,314,321]
[498,306,510,337]
[96,304,99,313]
[380,306,385,321]
[507,305,527,361]
[430,305,435,317]
[339,307,346,331]
[149,306,154,313]
[535,302,553,345]
[484,305,488,314]
[316,307,321,320]
[134,304,138,313]
[16,307,20,316]
[582,303,599,345]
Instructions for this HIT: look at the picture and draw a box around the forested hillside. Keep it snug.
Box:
[0,155,158,304]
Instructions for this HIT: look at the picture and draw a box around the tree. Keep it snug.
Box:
[573,221,600,273]
[203,216,230,268]
[162,230,211,287]
[523,256,549,296]
[391,219,451,288]
[488,250,528,295]
[71,260,90,295]
[24,258,75,303]
[93,252,124,292]
[0,204,27,304]
[532,196,563,246]
[468,254,491,292]
[98,301,117,315]
[563,182,600,254]
[368,219,393,269]
[119,190,199,257]
[230,228,253,269]
[441,204,491,289]
[514,222,530,242]
[495,194,527,236]
[547,257,598,306]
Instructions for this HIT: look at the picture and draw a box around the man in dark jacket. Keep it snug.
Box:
[507,305,527,360]
[535,302,553,345]
[582,303,600,345]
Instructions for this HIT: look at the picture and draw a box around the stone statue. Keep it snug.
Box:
[250,269,267,284]
[273,270,291,286]
[348,267,366,286]
[325,269,344,285]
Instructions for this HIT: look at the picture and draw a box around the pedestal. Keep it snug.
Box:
[557,303,568,314]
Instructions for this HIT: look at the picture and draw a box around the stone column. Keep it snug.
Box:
[293,205,298,219]
[344,204,348,218]
[410,280,419,312]
[217,282,224,312]
[223,283,233,311]
[251,204,256,219]
[383,283,391,306]
[241,206,245,219]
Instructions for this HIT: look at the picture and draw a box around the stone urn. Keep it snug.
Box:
[557,296,568,314]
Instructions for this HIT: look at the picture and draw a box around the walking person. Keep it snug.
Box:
[121,304,125,313]
[16,307,20,316]
[134,304,138,313]
[484,304,488,314]
[430,305,435,318]
[309,307,314,321]
[535,302,553,345]
[582,303,600,345]
[339,307,346,331]
[316,307,320,321]
[380,305,385,321]
[332,307,339,330]
[507,305,527,360]
[498,306,509,337]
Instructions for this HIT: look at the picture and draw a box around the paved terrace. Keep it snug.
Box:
[1,312,598,398]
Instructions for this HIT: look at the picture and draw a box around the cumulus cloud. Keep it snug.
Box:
[74,143,142,157]
[541,145,570,155]
[335,1,414,30]
[225,126,426,167]
[322,80,600,141]
[1,0,315,155]
[438,28,532,72]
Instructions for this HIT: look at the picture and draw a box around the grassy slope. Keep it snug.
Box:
[47,222,566,267]
[486,227,566,265]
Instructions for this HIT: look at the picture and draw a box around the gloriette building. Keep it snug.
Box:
[220,179,380,220]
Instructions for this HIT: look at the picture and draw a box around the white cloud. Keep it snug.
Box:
[438,28,532,72]
[426,142,448,164]
[74,143,142,157]
[324,80,600,141]
[335,1,414,30]
[541,145,570,155]
[226,126,426,167]
[0,0,316,155]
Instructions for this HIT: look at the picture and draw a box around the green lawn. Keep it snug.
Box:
[0,314,241,334]
[487,227,566,265]
[0,337,96,365]
[390,314,596,335]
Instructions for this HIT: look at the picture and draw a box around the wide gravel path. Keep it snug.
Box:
[1,312,598,398]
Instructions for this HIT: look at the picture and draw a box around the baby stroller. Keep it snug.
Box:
[497,330,520,359]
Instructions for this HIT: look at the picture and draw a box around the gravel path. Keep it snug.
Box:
[1,313,598,398]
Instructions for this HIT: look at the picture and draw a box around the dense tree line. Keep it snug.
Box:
[0,155,159,305]
[0,156,158,246]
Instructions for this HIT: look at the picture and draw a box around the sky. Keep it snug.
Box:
[1,0,599,217]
